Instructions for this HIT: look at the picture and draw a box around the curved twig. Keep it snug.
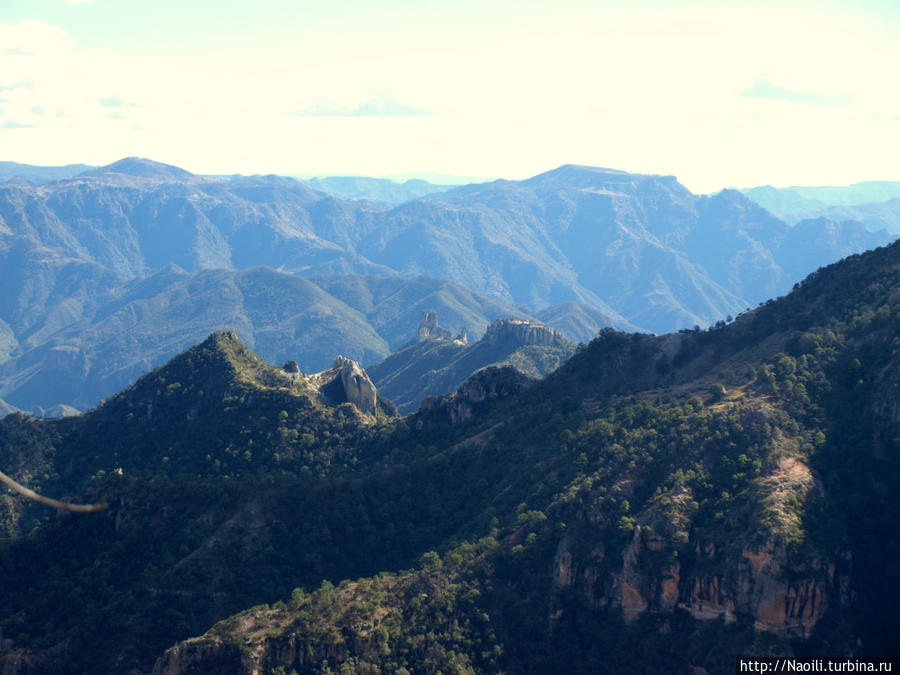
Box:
[0,469,108,513]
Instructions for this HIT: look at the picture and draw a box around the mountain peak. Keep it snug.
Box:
[204,328,243,350]
[83,157,195,181]
[107,329,296,407]
[523,164,682,193]
[198,330,297,389]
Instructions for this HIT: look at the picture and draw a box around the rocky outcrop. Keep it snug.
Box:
[43,345,87,375]
[309,356,378,415]
[482,318,563,348]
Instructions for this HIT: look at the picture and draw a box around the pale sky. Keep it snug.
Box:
[1,0,898,192]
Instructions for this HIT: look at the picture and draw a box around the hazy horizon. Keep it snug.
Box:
[5,155,900,193]
[2,0,899,193]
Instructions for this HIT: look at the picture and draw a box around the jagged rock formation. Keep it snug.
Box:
[308,356,379,415]
[416,309,452,340]
[32,404,81,419]
[416,310,467,343]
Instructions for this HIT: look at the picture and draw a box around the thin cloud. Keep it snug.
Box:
[98,95,125,107]
[0,81,35,92]
[741,76,851,105]
[290,96,432,118]
[0,119,33,129]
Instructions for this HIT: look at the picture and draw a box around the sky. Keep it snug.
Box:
[1,0,898,192]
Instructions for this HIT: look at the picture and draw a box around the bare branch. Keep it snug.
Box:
[0,469,108,513]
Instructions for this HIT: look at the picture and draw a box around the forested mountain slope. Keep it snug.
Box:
[1,239,899,672]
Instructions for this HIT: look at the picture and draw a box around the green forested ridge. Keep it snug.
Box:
[1,242,900,673]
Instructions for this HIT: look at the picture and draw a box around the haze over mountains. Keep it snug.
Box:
[0,157,893,413]
[302,175,454,204]
[741,182,900,233]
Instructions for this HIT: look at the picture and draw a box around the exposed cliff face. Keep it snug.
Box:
[308,355,379,415]
[154,630,369,675]
[548,445,847,640]
[568,528,836,638]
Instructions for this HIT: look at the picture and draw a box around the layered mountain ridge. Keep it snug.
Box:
[0,157,893,414]
[1,158,889,324]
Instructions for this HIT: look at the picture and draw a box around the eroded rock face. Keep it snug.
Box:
[547,448,847,641]
[677,541,834,637]
[309,356,378,415]
[483,318,562,348]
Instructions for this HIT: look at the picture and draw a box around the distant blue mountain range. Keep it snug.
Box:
[0,157,893,412]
